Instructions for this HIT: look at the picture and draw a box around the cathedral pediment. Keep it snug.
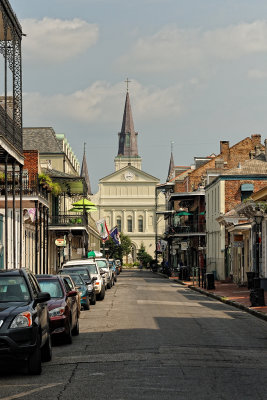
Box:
[99,165,160,184]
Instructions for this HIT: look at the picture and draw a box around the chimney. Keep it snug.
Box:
[255,145,261,157]
[251,134,261,147]
[220,141,229,156]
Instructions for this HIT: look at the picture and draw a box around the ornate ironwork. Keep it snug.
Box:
[0,1,22,152]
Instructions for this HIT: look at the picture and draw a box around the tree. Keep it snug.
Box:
[105,232,132,262]
[137,243,153,266]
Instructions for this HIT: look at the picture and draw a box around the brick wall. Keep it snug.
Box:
[23,150,39,183]
[225,179,267,212]
[175,135,265,193]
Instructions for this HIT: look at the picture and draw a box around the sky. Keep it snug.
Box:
[10,0,267,193]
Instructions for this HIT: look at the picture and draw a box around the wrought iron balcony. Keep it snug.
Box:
[167,222,206,235]
[50,213,88,228]
[0,174,48,200]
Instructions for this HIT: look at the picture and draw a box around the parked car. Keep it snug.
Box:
[95,258,113,289]
[115,259,122,274]
[58,266,96,305]
[60,274,81,317]
[0,268,52,375]
[36,274,79,344]
[108,259,117,282]
[62,259,105,300]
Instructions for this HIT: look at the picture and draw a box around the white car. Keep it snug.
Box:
[62,259,106,300]
[94,258,114,289]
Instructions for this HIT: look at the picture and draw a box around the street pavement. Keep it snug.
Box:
[170,275,267,320]
[1,269,267,399]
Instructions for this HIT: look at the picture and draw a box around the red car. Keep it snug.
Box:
[36,275,79,344]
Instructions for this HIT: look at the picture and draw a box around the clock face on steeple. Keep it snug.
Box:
[124,171,134,181]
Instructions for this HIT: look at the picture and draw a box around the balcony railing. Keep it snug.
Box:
[167,222,206,235]
[50,213,88,227]
[0,174,48,200]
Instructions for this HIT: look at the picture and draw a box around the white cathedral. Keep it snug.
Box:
[92,90,165,261]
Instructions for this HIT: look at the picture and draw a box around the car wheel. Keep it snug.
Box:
[107,282,112,289]
[72,314,79,336]
[41,334,52,362]
[114,276,117,282]
[97,286,105,301]
[90,293,96,305]
[84,296,90,310]
[65,320,73,344]
[28,340,42,375]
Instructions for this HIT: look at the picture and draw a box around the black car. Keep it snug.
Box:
[0,268,51,375]
[58,267,97,305]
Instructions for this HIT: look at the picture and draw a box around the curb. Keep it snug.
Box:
[163,274,267,323]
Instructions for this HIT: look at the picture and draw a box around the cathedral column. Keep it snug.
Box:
[134,210,137,232]
[123,210,126,231]
[144,210,148,232]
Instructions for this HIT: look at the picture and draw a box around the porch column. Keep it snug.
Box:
[4,153,8,269]
[19,164,23,268]
[43,206,46,274]
[35,200,38,274]
[39,203,43,274]
[46,207,49,274]
[12,160,16,267]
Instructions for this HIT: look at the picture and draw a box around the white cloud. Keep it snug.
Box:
[248,69,267,79]
[22,80,183,126]
[118,20,267,73]
[22,17,99,64]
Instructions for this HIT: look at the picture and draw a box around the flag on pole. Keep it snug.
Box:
[96,219,109,240]
[110,226,121,245]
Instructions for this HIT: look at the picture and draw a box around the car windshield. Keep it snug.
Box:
[68,275,84,285]
[65,264,97,274]
[62,269,90,280]
[38,280,63,298]
[0,276,30,302]
[96,260,107,268]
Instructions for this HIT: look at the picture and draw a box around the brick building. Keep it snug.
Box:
[206,152,267,281]
[166,134,266,276]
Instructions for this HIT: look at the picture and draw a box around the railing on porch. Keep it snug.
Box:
[0,174,48,200]
[50,213,88,227]
[168,222,206,235]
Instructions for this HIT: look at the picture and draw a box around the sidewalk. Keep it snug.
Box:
[169,276,267,322]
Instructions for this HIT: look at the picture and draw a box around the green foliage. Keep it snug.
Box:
[137,243,153,266]
[104,232,132,261]
[39,173,61,196]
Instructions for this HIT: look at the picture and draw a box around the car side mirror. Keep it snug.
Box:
[67,290,77,298]
[91,277,97,281]
[34,291,50,307]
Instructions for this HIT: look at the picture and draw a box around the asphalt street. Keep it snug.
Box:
[1,269,267,400]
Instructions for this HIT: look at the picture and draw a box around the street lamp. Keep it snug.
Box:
[254,208,263,278]
[249,208,265,307]
[68,232,73,261]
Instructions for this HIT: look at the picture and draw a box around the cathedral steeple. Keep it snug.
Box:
[167,142,175,182]
[115,82,142,171]
[117,91,138,157]
[80,143,92,195]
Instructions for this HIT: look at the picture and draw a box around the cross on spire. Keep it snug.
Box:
[124,77,131,92]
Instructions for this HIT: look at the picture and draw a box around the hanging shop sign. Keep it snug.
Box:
[55,237,66,247]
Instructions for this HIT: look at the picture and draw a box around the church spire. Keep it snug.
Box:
[80,143,92,195]
[167,142,175,182]
[117,90,138,157]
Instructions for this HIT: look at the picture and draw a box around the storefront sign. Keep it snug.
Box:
[55,238,66,247]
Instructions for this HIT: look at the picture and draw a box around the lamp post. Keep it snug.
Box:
[68,232,73,261]
[250,208,265,306]
[254,209,263,279]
